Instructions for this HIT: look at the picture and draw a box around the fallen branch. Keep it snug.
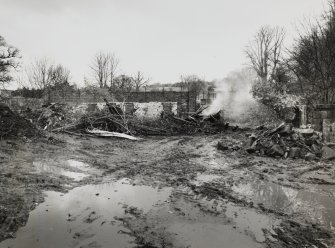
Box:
[86,128,140,141]
[172,116,197,125]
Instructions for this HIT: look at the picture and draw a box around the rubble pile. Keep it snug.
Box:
[16,100,234,140]
[246,123,324,160]
[51,100,135,139]
[22,103,75,131]
[0,103,37,138]
[131,107,232,135]
[46,102,232,138]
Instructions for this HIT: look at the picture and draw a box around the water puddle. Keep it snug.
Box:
[169,190,278,246]
[169,222,263,248]
[232,181,335,229]
[0,179,172,248]
[224,202,280,242]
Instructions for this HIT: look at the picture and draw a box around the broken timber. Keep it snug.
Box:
[86,128,140,141]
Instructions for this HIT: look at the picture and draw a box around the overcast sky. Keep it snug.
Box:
[0,0,329,86]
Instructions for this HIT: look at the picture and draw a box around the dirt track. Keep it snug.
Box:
[0,132,334,248]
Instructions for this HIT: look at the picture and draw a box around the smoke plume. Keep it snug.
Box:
[204,68,257,122]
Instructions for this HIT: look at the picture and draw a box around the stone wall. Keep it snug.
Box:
[4,90,197,117]
[49,90,198,116]
[4,97,43,111]
[303,104,335,142]
[3,97,178,120]
[73,102,178,120]
[307,104,335,130]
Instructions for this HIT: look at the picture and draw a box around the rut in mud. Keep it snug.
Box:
[0,132,334,248]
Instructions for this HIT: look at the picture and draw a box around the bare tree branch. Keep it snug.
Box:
[133,71,150,91]
[90,52,110,88]
[245,26,286,83]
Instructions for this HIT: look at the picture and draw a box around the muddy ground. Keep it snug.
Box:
[0,131,334,248]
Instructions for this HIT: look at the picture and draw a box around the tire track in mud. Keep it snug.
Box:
[1,133,334,247]
[94,134,335,248]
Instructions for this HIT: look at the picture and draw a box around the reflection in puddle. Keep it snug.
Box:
[224,202,280,242]
[232,181,335,229]
[169,222,263,248]
[169,192,278,246]
[0,179,172,248]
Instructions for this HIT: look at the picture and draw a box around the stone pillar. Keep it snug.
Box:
[322,119,335,142]
[299,105,307,127]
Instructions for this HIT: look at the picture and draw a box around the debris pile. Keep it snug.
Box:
[0,103,37,138]
[51,99,137,140]
[48,103,231,139]
[21,102,76,132]
[131,107,232,135]
[17,100,234,140]
[246,123,324,160]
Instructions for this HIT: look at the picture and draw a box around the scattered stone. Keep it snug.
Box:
[246,122,324,159]
[266,144,284,157]
[217,141,229,151]
[288,147,301,159]
[305,153,317,161]
[322,146,335,160]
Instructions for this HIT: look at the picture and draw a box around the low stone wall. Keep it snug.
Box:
[3,97,178,120]
[73,102,177,120]
[49,90,198,116]
[4,97,43,111]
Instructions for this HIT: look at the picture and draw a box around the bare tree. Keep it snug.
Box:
[27,59,72,101]
[91,52,110,88]
[14,70,29,89]
[0,35,20,92]
[245,26,285,82]
[90,52,119,89]
[179,75,207,112]
[112,74,134,101]
[27,58,53,100]
[180,75,206,94]
[287,2,335,104]
[108,53,119,89]
[133,71,150,91]
[49,64,70,86]
[49,64,72,98]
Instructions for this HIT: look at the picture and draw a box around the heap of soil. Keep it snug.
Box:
[0,103,38,138]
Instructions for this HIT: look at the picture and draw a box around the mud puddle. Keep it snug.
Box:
[232,180,335,229]
[168,222,263,248]
[0,179,172,248]
[148,187,281,248]
[170,199,279,247]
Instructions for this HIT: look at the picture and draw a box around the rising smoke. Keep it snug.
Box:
[204,68,257,122]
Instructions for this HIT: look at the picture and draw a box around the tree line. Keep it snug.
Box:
[3,1,335,109]
[0,42,209,102]
[245,1,335,114]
